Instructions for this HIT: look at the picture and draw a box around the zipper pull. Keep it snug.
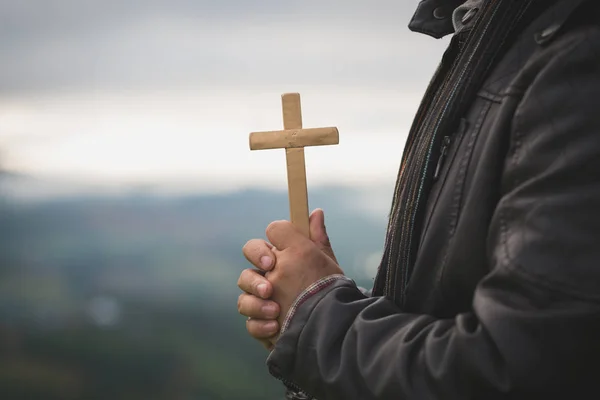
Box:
[433,136,451,181]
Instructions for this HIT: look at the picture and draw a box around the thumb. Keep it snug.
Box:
[309,208,337,263]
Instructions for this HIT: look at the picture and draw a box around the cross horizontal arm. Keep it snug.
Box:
[249,127,339,150]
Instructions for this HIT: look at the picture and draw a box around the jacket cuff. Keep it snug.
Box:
[266,278,364,396]
[280,274,353,335]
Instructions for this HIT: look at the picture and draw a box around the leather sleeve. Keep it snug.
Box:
[267,28,600,400]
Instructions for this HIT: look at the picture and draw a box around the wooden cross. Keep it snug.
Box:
[249,93,339,238]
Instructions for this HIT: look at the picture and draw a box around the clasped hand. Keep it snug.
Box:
[237,209,343,349]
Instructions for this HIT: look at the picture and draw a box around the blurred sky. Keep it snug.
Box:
[0,0,449,194]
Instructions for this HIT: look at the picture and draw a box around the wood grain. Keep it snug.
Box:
[281,93,310,238]
[249,127,339,150]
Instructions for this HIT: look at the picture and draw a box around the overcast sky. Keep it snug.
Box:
[0,0,449,193]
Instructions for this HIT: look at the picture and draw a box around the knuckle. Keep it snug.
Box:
[242,239,259,257]
[265,220,285,238]
[265,221,278,238]
[237,294,245,314]
[265,301,280,318]
[245,319,253,333]
[237,269,250,289]
[246,319,275,339]
[252,281,261,296]
[254,242,269,259]
[242,270,264,294]
[252,275,265,292]
[242,239,253,254]
[243,239,272,267]
[246,319,259,336]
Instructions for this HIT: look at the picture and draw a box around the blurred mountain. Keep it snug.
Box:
[0,174,391,400]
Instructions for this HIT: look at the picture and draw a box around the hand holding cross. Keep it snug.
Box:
[249,93,340,238]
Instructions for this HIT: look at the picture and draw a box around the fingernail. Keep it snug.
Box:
[264,321,278,332]
[262,304,277,317]
[257,283,268,297]
[260,255,273,269]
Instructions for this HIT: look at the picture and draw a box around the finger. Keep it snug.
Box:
[242,238,276,272]
[246,318,279,340]
[265,220,310,251]
[237,268,273,299]
[237,293,280,319]
[309,208,337,262]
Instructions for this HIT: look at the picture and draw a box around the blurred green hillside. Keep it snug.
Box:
[0,185,388,399]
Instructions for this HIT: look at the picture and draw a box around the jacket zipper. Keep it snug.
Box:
[376,31,466,297]
[395,2,505,304]
[269,366,316,400]
[433,136,451,181]
[392,37,469,299]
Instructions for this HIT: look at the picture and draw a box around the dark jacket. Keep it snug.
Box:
[268,0,600,399]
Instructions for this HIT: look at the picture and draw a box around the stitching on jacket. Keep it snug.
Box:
[476,89,505,103]
[499,204,510,271]
[449,101,492,236]
[437,101,493,300]
[509,101,524,177]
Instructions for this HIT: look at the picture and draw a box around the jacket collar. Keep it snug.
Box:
[409,0,466,38]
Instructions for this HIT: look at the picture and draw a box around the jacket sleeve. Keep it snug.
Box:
[266,29,600,400]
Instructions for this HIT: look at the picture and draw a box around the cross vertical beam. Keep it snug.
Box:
[281,93,310,237]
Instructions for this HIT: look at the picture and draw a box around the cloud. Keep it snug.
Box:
[0,0,447,94]
[0,87,423,186]
[0,0,451,190]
